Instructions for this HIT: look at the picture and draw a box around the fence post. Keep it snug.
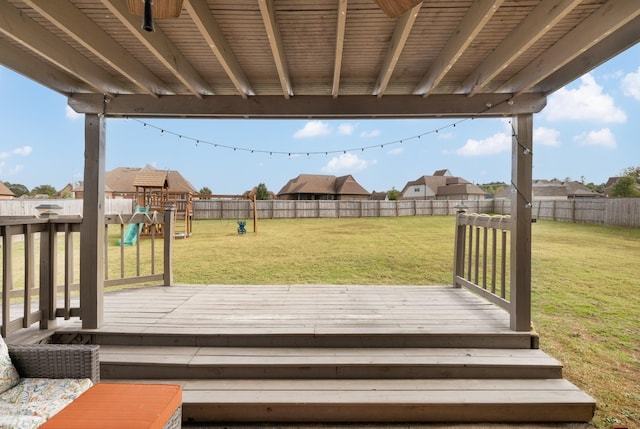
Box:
[163,205,175,286]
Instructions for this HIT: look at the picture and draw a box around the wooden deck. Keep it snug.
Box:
[53,284,533,348]
[11,284,595,424]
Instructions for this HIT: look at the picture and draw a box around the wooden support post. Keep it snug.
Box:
[510,114,533,332]
[80,114,106,329]
[164,205,175,286]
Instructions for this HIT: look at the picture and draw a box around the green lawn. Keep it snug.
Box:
[170,217,639,428]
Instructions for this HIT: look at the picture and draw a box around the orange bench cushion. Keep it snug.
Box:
[40,383,182,429]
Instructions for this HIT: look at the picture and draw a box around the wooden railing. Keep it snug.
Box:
[1,210,173,337]
[453,212,511,311]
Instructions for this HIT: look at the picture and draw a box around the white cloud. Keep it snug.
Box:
[622,66,640,101]
[321,152,369,172]
[543,73,626,123]
[293,121,331,138]
[337,123,356,135]
[1,146,32,160]
[360,129,380,138]
[388,147,404,155]
[456,132,511,156]
[574,128,617,149]
[534,127,561,147]
[13,146,33,156]
[66,105,82,120]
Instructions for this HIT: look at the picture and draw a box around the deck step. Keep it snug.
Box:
[60,331,536,349]
[110,378,596,423]
[99,346,562,380]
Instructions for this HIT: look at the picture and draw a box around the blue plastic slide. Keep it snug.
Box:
[117,206,149,246]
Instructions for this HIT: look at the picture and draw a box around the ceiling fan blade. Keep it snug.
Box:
[126,0,184,18]
[373,0,423,18]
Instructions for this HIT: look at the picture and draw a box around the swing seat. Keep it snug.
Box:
[237,220,247,234]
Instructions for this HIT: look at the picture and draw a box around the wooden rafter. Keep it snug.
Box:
[373,2,422,97]
[184,0,255,98]
[258,0,292,99]
[101,0,211,98]
[24,0,171,98]
[0,37,81,96]
[0,1,124,96]
[500,0,640,95]
[331,0,348,98]
[456,0,582,97]
[413,0,504,97]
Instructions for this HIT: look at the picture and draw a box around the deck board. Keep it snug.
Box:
[57,285,517,336]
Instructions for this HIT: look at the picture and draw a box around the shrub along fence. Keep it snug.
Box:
[193,198,639,228]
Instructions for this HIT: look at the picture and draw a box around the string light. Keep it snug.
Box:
[128,98,512,158]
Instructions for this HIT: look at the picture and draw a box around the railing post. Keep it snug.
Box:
[452,210,466,288]
[163,205,175,286]
[39,220,57,329]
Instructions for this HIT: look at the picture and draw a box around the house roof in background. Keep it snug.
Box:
[278,174,369,196]
[0,182,15,197]
[2,1,638,119]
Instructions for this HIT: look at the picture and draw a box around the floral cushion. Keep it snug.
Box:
[0,335,19,394]
[0,377,93,429]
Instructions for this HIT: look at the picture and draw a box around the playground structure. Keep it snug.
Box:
[133,170,193,238]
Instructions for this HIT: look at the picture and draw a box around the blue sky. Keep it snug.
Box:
[1,43,639,195]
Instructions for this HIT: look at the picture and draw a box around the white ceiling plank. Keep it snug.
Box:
[184,0,255,98]
[373,2,422,97]
[500,0,640,95]
[101,0,211,98]
[68,93,547,118]
[457,0,582,96]
[25,0,171,98]
[413,0,504,97]
[331,0,348,98]
[258,0,293,99]
[0,1,125,95]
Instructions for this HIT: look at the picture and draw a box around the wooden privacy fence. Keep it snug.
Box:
[493,198,640,228]
[453,213,511,312]
[194,199,495,220]
[0,211,173,338]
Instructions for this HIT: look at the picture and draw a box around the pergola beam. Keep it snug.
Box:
[413,0,504,97]
[0,1,125,96]
[373,2,421,97]
[184,0,255,98]
[457,0,582,97]
[69,93,546,118]
[258,0,293,98]
[331,0,348,98]
[101,0,211,98]
[24,0,171,98]
[500,0,640,95]
[0,38,82,96]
